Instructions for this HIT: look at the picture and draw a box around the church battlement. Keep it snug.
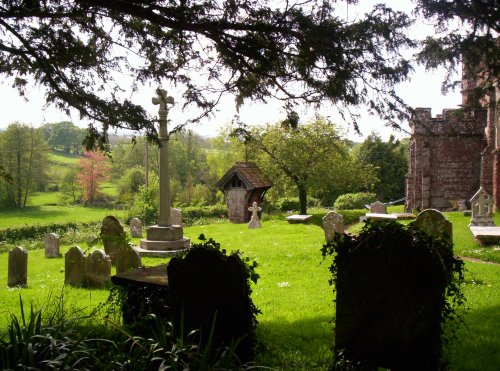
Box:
[410,107,486,137]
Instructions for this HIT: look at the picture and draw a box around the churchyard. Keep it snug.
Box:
[0,206,499,370]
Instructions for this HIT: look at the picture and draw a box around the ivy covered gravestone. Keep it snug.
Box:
[322,214,464,370]
[167,237,259,362]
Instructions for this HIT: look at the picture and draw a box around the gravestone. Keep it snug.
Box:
[171,208,182,226]
[322,211,344,242]
[247,202,262,229]
[469,187,494,226]
[8,246,28,287]
[333,219,456,369]
[369,201,387,214]
[116,244,142,275]
[129,218,143,238]
[457,199,468,212]
[86,249,111,288]
[101,215,127,261]
[44,233,61,258]
[410,209,453,243]
[65,246,87,287]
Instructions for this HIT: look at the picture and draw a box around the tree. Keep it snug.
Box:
[0,123,49,208]
[416,1,499,104]
[234,118,350,214]
[59,166,82,205]
[77,150,110,205]
[354,133,408,201]
[0,1,415,148]
[42,121,86,154]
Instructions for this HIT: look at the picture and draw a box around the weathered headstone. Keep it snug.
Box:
[248,202,262,229]
[44,232,61,258]
[116,244,142,275]
[323,211,344,242]
[65,246,87,287]
[457,199,468,212]
[369,201,387,214]
[101,215,127,261]
[171,208,182,226]
[86,249,111,288]
[410,209,453,243]
[8,246,28,287]
[469,187,494,226]
[129,218,143,238]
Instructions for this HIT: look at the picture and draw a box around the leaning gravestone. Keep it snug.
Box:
[129,218,143,238]
[86,249,111,288]
[323,211,344,242]
[101,215,127,261]
[65,246,87,287]
[8,246,28,287]
[44,233,61,258]
[115,244,142,275]
[369,201,387,214]
[171,208,182,226]
[410,209,453,243]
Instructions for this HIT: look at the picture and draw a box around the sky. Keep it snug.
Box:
[0,1,463,142]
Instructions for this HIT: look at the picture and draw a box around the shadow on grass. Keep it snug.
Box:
[256,314,333,370]
[447,303,500,371]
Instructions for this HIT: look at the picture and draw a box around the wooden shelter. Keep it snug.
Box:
[216,162,272,223]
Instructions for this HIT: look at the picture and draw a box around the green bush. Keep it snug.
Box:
[182,204,228,225]
[337,209,367,225]
[334,192,376,210]
[268,196,321,213]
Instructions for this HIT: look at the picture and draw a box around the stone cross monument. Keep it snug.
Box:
[248,202,262,229]
[139,89,190,256]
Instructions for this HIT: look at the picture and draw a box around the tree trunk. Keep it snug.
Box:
[298,183,308,215]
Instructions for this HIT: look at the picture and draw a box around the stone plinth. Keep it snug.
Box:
[139,225,190,257]
[469,226,500,245]
[286,215,312,224]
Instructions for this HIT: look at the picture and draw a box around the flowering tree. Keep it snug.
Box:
[77,151,110,205]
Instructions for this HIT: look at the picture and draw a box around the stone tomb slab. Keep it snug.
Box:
[365,213,398,220]
[286,215,313,224]
[469,226,500,246]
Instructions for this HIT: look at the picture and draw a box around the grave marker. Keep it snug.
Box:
[469,187,494,226]
[369,201,387,214]
[129,218,143,238]
[86,249,111,288]
[323,211,344,242]
[65,246,87,287]
[101,215,127,261]
[44,232,61,258]
[116,244,142,275]
[248,202,262,229]
[8,246,28,287]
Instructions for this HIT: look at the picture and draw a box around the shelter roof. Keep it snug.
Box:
[216,162,272,191]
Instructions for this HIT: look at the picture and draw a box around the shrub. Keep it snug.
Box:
[268,196,321,213]
[334,192,376,210]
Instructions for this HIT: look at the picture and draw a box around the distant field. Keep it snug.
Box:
[48,150,80,165]
[0,205,124,228]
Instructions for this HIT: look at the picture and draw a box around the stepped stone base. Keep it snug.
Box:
[138,224,190,257]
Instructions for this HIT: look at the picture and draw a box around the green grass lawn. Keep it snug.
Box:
[0,205,124,228]
[1,215,499,369]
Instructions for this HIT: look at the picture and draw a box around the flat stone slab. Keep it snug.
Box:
[365,213,398,220]
[286,215,313,223]
[111,263,168,287]
[469,226,500,245]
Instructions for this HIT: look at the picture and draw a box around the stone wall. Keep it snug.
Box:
[405,108,486,212]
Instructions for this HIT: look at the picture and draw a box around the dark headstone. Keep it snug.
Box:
[8,246,28,287]
[168,247,256,362]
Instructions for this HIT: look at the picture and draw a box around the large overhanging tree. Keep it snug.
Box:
[415,0,499,104]
[0,0,415,149]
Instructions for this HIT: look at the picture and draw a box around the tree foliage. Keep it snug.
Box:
[354,133,408,201]
[0,123,49,208]
[234,118,352,214]
[0,1,415,148]
[42,121,86,154]
[77,150,110,205]
[416,0,499,102]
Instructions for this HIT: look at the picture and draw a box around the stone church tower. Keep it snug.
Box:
[405,58,499,212]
